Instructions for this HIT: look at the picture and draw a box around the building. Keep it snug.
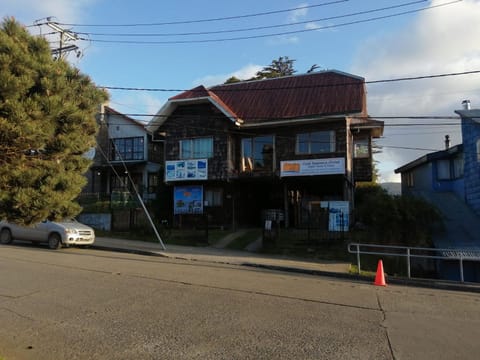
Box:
[455,104,480,216]
[147,71,383,229]
[394,102,480,281]
[80,105,163,230]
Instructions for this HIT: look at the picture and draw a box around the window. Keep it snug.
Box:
[405,172,414,188]
[241,136,274,171]
[437,160,451,180]
[296,131,335,154]
[354,138,370,158]
[477,139,480,162]
[111,137,144,161]
[453,155,464,179]
[148,173,159,194]
[205,188,223,207]
[180,137,213,159]
[111,174,128,191]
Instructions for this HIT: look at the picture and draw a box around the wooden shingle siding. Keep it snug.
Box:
[162,103,233,180]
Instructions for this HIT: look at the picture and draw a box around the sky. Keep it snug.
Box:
[2,0,480,182]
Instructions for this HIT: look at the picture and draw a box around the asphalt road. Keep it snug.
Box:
[1,244,479,360]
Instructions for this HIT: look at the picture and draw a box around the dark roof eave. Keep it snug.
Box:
[395,144,463,174]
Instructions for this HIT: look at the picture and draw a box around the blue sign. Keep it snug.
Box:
[174,186,203,215]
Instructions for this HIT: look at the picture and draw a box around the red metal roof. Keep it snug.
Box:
[169,71,367,124]
[170,85,211,100]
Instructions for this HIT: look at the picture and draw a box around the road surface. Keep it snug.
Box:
[1,244,479,359]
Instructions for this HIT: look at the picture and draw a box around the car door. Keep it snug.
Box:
[34,221,51,241]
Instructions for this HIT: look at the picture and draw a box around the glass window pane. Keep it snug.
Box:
[354,138,369,158]
[242,138,253,171]
[310,132,329,153]
[254,136,273,170]
[437,160,451,180]
[180,140,191,159]
[194,138,213,158]
[297,133,309,154]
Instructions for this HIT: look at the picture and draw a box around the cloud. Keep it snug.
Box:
[288,3,309,22]
[267,35,300,45]
[350,0,480,182]
[109,92,167,123]
[2,0,97,24]
[192,64,263,87]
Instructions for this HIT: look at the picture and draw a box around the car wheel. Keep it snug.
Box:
[48,233,62,250]
[0,228,13,244]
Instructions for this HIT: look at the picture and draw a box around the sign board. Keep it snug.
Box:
[166,159,208,181]
[174,185,203,215]
[321,201,349,232]
[280,158,345,177]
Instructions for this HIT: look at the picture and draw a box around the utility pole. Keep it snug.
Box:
[34,18,81,60]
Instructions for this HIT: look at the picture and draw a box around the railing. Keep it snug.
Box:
[348,243,480,283]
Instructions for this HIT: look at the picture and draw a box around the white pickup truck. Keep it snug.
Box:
[0,219,95,249]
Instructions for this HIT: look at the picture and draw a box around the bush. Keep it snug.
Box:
[354,185,442,247]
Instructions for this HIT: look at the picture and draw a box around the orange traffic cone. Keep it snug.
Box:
[374,260,387,286]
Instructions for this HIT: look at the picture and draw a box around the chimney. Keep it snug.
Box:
[462,100,471,110]
[444,135,450,150]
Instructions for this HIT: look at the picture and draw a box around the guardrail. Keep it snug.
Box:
[348,243,480,283]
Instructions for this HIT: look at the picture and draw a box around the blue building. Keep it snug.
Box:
[455,106,480,216]
[394,102,480,282]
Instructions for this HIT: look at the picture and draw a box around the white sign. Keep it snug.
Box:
[280,158,345,177]
[165,159,208,181]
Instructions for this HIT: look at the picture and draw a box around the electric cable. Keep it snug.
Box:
[75,1,461,45]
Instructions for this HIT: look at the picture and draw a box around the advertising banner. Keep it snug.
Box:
[280,158,345,177]
[174,186,203,215]
[166,159,208,181]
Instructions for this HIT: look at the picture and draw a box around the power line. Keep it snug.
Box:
[53,1,349,27]
[76,1,461,45]
[99,69,480,92]
[73,0,427,37]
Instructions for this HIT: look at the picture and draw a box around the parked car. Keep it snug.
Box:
[0,219,95,249]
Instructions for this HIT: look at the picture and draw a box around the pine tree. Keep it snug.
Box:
[0,18,108,225]
[253,56,297,79]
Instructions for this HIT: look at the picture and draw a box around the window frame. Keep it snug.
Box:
[179,137,213,159]
[241,135,275,172]
[204,188,223,207]
[354,138,370,159]
[147,172,159,194]
[296,131,336,155]
[111,136,145,161]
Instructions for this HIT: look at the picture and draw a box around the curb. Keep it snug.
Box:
[92,244,480,294]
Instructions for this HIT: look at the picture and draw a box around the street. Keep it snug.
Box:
[1,244,479,359]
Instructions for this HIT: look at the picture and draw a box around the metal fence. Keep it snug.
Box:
[348,243,480,283]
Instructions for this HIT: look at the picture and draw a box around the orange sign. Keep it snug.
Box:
[282,163,300,172]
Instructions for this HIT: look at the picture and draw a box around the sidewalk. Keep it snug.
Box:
[92,237,480,293]
[93,237,351,276]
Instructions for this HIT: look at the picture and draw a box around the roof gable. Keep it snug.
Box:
[104,106,146,129]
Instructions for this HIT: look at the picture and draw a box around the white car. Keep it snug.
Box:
[0,219,95,249]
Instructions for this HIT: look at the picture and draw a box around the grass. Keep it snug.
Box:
[95,226,356,263]
[349,264,376,277]
[261,228,351,261]
[95,228,236,247]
